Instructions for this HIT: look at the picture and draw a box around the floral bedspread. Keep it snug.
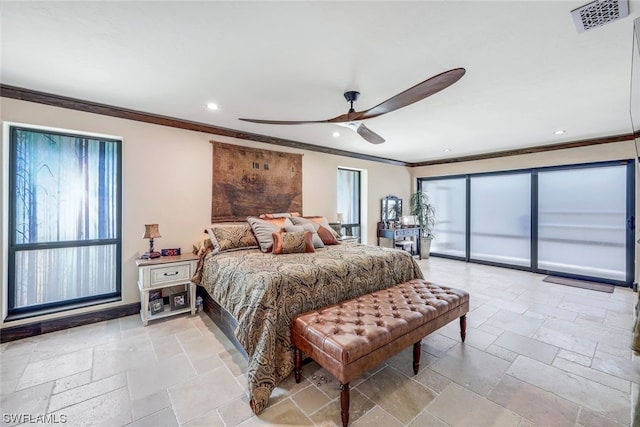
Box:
[193,243,423,414]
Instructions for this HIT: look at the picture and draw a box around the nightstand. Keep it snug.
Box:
[136,253,199,326]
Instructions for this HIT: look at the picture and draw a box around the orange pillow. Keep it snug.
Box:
[272,231,315,254]
[260,216,289,228]
[259,212,301,219]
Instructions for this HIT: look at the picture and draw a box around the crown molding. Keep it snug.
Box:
[2,84,632,167]
[0,84,408,167]
[411,134,634,167]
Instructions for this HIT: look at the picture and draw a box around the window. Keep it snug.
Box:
[337,168,361,238]
[8,126,122,318]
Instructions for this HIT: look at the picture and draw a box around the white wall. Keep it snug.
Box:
[0,97,410,328]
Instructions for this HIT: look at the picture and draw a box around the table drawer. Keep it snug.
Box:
[396,228,419,238]
[149,263,191,287]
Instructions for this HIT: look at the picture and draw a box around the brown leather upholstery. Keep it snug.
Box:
[291,279,469,426]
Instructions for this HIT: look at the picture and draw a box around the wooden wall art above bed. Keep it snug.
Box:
[211,141,303,222]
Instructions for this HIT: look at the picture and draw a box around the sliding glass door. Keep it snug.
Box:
[418,160,634,286]
[470,173,531,267]
[537,164,629,281]
[422,177,466,257]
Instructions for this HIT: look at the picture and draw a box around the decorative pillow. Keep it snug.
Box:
[208,224,259,253]
[259,212,301,219]
[247,216,282,252]
[290,216,339,245]
[193,237,213,256]
[283,218,324,249]
[272,231,315,254]
[305,216,342,239]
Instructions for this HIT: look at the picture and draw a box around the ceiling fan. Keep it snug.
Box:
[239,68,466,144]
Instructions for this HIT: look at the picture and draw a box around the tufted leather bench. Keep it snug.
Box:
[291,279,469,427]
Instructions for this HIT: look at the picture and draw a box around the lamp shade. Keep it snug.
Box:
[143,224,161,239]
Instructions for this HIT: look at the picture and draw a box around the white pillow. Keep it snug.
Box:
[247,217,281,252]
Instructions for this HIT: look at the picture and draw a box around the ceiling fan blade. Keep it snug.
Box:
[356,68,466,120]
[356,123,385,144]
[238,68,465,130]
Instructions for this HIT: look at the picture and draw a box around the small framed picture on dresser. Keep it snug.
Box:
[170,291,188,311]
[149,298,164,315]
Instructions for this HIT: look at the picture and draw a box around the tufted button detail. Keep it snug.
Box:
[291,279,469,372]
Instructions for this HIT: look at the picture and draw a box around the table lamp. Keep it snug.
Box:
[142,224,161,259]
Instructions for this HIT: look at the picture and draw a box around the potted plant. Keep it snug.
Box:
[409,190,435,258]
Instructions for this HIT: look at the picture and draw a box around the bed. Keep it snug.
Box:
[191,219,424,414]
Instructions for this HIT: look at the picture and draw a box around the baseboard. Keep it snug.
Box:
[0,302,141,343]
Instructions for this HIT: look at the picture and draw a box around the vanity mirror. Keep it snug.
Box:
[381,195,402,225]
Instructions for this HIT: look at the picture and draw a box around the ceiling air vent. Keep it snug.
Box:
[571,0,629,33]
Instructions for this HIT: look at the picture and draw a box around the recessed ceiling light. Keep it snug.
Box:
[554,130,565,135]
[443,148,451,152]
[332,131,340,137]
[206,102,219,111]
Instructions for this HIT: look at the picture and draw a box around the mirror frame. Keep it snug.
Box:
[381,195,402,222]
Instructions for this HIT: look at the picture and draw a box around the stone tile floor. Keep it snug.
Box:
[1,257,638,426]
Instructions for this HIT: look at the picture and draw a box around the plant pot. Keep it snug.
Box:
[420,237,432,259]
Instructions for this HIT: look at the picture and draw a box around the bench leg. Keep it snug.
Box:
[460,315,467,342]
[294,347,302,383]
[340,382,350,427]
[412,341,421,374]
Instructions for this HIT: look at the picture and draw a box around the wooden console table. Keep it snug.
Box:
[377,226,421,259]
